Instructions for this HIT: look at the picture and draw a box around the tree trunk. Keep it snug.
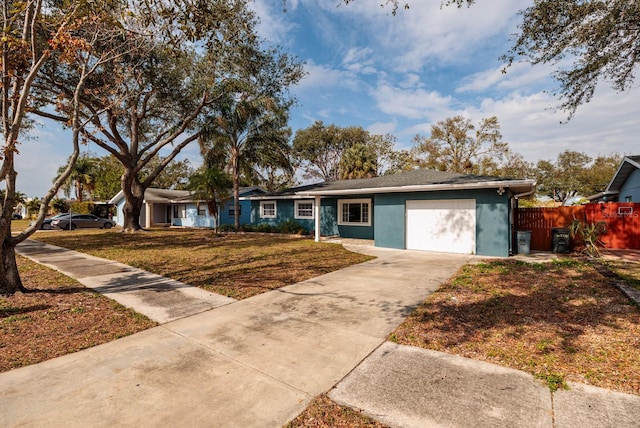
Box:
[234,174,240,230]
[121,168,145,232]
[232,150,240,230]
[0,237,24,295]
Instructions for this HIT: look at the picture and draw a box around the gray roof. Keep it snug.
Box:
[263,169,535,198]
[110,187,265,204]
[604,156,640,194]
[143,188,192,203]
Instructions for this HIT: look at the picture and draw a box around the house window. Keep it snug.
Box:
[197,204,207,216]
[173,204,186,219]
[625,196,633,202]
[338,199,371,226]
[228,205,241,216]
[295,200,314,219]
[260,201,276,218]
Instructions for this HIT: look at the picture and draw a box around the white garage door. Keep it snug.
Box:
[406,199,476,254]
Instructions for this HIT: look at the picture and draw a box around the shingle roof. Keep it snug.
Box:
[267,169,535,197]
[604,155,640,194]
[110,187,266,204]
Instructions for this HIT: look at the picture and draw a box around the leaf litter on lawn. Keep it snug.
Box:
[391,258,640,395]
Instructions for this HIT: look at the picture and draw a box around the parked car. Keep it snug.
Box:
[30,213,70,230]
[12,213,22,220]
[51,214,114,230]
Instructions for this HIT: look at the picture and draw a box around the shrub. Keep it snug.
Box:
[218,224,237,232]
[569,219,606,258]
[69,201,93,214]
[277,219,306,235]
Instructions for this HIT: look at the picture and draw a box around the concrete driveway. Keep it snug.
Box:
[1,243,471,427]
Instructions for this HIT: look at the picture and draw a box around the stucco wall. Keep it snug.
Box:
[374,190,511,257]
[250,197,374,239]
[219,199,256,226]
[171,204,216,228]
[620,169,640,202]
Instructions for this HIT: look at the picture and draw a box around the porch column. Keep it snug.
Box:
[145,203,152,228]
[314,196,321,243]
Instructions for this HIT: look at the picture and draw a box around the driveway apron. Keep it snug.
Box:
[2,242,471,427]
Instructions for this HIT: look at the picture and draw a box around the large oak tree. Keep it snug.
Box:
[37,0,283,232]
[1,0,133,294]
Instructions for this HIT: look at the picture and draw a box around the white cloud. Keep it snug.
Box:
[296,61,360,92]
[462,86,640,163]
[250,0,297,45]
[371,81,455,120]
[342,47,377,74]
[367,120,397,136]
[333,0,530,71]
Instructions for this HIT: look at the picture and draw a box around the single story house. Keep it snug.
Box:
[109,187,266,228]
[588,155,640,203]
[248,169,536,257]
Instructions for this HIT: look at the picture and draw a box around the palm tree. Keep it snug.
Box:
[200,94,292,229]
[0,190,27,217]
[340,143,378,179]
[187,164,232,231]
[55,155,97,202]
[25,198,41,218]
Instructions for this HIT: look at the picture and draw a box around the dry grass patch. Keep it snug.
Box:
[32,229,373,299]
[606,259,640,291]
[285,394,387,428]
[391,258,640,395]
[0,256,156,372]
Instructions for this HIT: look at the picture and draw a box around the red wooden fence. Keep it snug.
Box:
[516,203,640,251]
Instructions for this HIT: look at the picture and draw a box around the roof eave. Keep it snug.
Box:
[298,180,536,196]
[605,156,640,192]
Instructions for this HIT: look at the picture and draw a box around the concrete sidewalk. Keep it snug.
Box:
[16,239,235,323]
[4,240,639,427]
[330,342,640,428]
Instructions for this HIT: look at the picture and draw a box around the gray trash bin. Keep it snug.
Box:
[517,230,532,255]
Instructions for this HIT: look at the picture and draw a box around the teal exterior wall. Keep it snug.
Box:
[373,194,407,249]
[250,196,374,239]
[250,199,314,232]
[250,189,510,256]
[374,189,511,257]
[620,169,640,202]
[219,199,255,225]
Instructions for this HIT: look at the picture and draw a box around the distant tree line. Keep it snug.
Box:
[47,114,621,212]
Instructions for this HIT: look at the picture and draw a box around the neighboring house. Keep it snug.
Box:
[588,155,640,203]
[248,169,536,257]
[109,187,266,228]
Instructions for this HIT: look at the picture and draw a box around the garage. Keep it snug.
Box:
[405,199,476,254]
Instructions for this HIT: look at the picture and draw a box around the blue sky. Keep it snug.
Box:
[17,0,639,197]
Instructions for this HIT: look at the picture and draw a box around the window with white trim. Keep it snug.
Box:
[295,200,314,219]
[197,204,207,216]
[173,204,186,219]
[260,201,277,218]
[338,199,371,226]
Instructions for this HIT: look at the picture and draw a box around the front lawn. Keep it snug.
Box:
[31,229,373,299]
[1,257,156,372]
[391,258,640,395]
